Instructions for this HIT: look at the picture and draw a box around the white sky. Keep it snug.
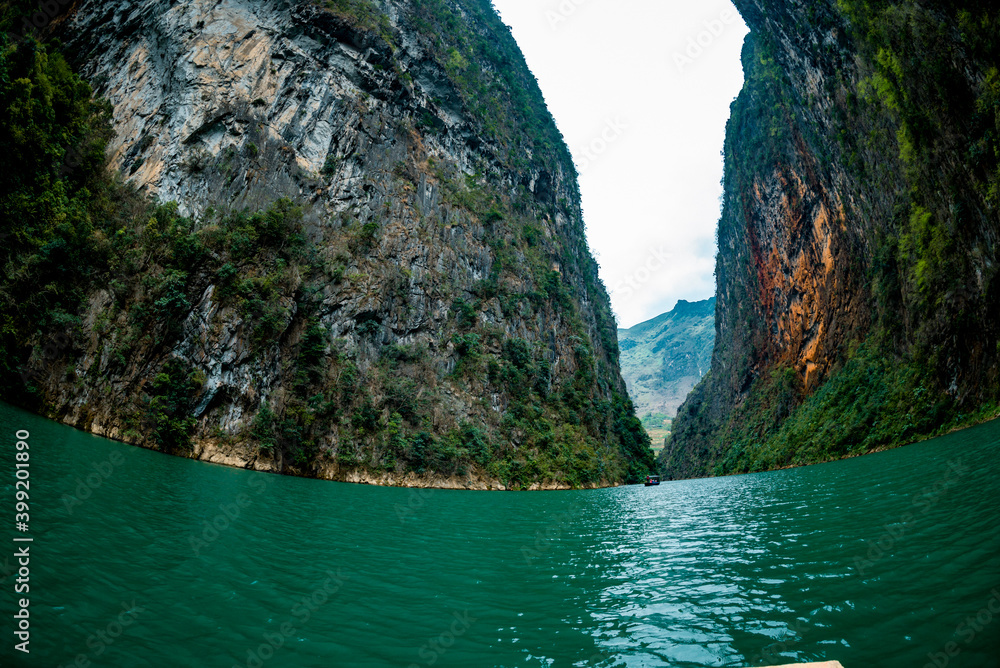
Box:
[489,0,749,328]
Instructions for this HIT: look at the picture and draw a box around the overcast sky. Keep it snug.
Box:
[489,0,749,328]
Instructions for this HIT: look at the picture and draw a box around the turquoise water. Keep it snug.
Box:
[0,401,998,667]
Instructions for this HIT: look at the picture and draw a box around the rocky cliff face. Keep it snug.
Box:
[617,298,715,418]
[663,0,1000,479]
[1,0,653,488]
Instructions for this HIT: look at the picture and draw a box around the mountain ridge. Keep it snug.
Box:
[617,297,715,420]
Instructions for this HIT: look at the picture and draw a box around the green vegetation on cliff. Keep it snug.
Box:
[663,0,1000,479]
[316,0,572,173]
[0,0,653,488]
[0,36,115,383]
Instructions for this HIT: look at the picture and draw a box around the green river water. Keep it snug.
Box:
[0,401,998,667]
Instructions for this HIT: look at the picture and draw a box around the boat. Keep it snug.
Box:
[644,475,660,486]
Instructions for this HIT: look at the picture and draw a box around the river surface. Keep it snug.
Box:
[0,401,998,667]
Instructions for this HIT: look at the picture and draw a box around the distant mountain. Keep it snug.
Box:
[618,298,716,420]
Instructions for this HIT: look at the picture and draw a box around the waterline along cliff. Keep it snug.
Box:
[0,0,654,489]
[663,0,1000,479]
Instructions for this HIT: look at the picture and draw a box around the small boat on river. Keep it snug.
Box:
[644,475,660,486]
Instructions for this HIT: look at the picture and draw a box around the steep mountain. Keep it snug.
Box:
[663,0,1000,479]
[617,298,715,418]
[0,0,654,489]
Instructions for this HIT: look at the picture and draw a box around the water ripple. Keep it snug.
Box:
[1,402,998,667]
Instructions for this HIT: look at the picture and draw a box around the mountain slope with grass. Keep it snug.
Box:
[0,0,654,489]
[617,298,715,420]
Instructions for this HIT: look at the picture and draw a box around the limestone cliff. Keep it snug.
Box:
[663,0,1000,479]
[0,0,654,488]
